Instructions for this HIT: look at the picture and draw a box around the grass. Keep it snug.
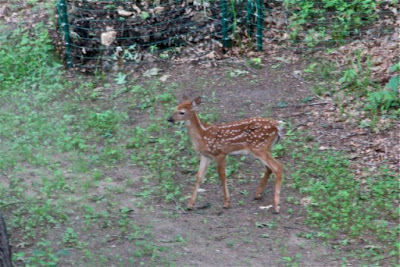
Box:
[1,18,398,266]
[304,55,399,132]
[283,0,383,47]
[0,24,179,265]
[296,52,399,265]
[281,126,399,265]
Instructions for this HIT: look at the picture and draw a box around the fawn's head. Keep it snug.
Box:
[168,96,201,123]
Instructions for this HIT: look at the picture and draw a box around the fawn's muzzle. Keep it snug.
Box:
[167,117,175,123]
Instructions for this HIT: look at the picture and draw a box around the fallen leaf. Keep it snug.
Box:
[152,6,164,14]
[140,12,150,20]
[159,74,171,82]
[228,69,248,77]
[117,7,133,17]
[205,51,216,59]
[16,242,27,249]
[300,197,312,206]
[131,4,141,13]
[143,67,160,77]
[101,28,117,47]
[259,205,272,210]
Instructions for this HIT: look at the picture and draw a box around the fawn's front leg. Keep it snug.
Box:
[187,155,210,210]
[216,155,230,209]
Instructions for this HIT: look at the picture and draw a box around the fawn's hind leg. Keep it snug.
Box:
[252,151,283,213]
[254,167,272,200]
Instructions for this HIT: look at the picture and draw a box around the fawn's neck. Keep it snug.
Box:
[185,112,208,151]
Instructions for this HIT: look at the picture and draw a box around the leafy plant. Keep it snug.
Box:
[366,63,400,113]
[13,240,60,266]
[285,130,399,262]
[0,24,62,91]
[385,62,400,91]
[366,90,399,112]
[283,0,378,46]
[62,227,80,246]
[249,57,262,68]
[87,109,125,136]
[338,50,372,94]
[115,72,127,85]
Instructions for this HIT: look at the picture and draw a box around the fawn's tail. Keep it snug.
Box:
[274,121,284,145]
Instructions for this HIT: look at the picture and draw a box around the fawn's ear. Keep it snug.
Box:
[191,96,201,108]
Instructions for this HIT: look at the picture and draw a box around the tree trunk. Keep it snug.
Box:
[0,214,12,267]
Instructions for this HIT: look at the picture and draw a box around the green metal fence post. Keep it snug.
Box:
[246,0,254,37]
[59,0,72,67]
[221,0,230,48]
[256,0,263,51]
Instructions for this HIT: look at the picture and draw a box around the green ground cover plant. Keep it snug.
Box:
[283,0,382,46]
[281,126,399,265]
[0,24,174,265]
[305,53,399,131]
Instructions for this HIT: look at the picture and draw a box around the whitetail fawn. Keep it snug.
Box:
[168,96,283,213]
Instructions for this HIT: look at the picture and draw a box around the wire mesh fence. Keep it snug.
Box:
[257,0,398,51]
[56,0,398,69]
[56,0,247,69]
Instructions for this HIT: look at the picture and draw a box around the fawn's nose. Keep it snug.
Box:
[167,117,175,123]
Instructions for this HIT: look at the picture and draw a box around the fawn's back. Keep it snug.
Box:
[201,118,281,155]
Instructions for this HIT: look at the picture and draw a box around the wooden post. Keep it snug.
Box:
[0,214,12,267]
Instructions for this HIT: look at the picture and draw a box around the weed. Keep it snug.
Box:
[272,143,285,158]
[226,240,235,248]
[284,0,378,46]
[283,128,399,263]
[338,51,372,95]
[238,200,245,206]
[0,24,63,91]
[87,109,126,136]
[115,72,127,85]
[62,227,80,247]
[13,240,60,266]
[249,57,262,68]
[304,56,399,132]
[277,101,288,108]
[366,77,400,113]
[240,190,249,196]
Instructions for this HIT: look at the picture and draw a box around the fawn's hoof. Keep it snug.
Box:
[273,206,280,214]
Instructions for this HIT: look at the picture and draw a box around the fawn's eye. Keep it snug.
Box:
[179,111,185,115]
